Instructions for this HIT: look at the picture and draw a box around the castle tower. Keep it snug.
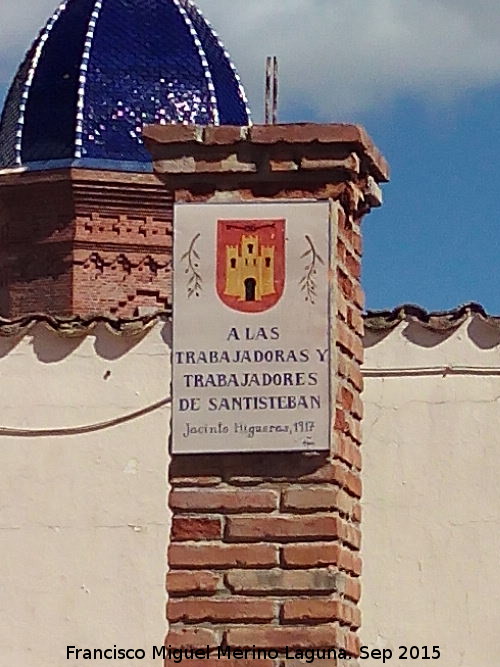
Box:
[260,245,275,295]
[223,233,276,302]
[0,0,250,317]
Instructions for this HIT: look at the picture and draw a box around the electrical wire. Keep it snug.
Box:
[0,397,171,437]
[363,365,500,378]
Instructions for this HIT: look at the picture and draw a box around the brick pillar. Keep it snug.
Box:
[0,168,172,317]
[144,123,388,665]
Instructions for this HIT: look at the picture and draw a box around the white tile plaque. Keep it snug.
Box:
[172,201,334,453]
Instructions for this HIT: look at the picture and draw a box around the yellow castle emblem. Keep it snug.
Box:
[224,234,275,302]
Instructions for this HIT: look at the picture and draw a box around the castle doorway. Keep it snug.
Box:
[244,278,256,302]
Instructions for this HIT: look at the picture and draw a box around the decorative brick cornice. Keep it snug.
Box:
[0,168,173,317]
[0,168,162,188]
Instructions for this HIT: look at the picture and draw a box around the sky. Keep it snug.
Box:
[1,0,500,313]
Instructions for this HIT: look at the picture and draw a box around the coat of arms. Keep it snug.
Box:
[216,219,285,313]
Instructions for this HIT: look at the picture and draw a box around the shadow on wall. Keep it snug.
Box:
[161,321,172,347]
[363,328,395,349]
[92,324,150,361]
[401,322,454,348]
[364,316,500,351]
[467,316,500,350]
[0,335,23,359]
[0,322,155,363]
[31,327,84,362]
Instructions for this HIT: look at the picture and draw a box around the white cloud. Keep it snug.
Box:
[196,0,500,121]
[0,1,57,81]
[1,0,500,121]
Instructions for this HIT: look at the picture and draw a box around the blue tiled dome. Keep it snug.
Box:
[0,0,251,172]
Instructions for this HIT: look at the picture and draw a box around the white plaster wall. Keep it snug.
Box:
[0,320,171,666]
[361,315,500,666]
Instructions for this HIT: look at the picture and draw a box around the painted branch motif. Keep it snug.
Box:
[299,234,325,304]
[181,233,202,298]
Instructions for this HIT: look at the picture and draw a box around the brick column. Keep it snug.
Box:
[145,123,388,665]
[0,168,172,317]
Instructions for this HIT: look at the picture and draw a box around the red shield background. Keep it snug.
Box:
[216,219,285,313]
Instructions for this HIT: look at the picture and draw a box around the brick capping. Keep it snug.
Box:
[144,125,387,221]
[143,123,389,184]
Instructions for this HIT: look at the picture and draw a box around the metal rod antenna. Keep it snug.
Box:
[272,56,279,125]
[265,56,272,124]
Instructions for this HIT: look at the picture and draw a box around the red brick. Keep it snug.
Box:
[346,417,361,446]
[281,543,340,568]
[336,487,359,517]
[339,386,354,411]
[344,471,362,499]
[336,321,363,366]
[342,576,361,603]
[336,238,346,264]
[336,292,348,322]
[249,123,369,147]
[225,569,341,594]
[167,570,221,595]
[269,159,299,172]
[342,438,362,473]
[171,517,222,541]
[339,549,362,576]
[300,155,360,172]
[282,486,341,512]
[195,156,257,174]
[168,598,275,623]
[282,599,346,623]
[351,392,363,419]
[280,659,339,667]
[343,630,361,656]
[204,125,249,145]
[170,489,279,513]
[335,408,349,433]
[347,306,364,337]
[337,269,353,300]
[336,319,353,356]
[338,207,350,233]
[226,625,342,650]
[344,603,361,629]
[337,354,349,379]
[167,627,220,648]
[144,124,203,144]
[352,230,362,255]
[334,432,349,467]
[169,543,278,568]
[353,503,362,523]
[347,362,364,392]
[297,462,347,486]
[226,515,341,541]
[345,252,360,280]
[339,521,361,550]
[171,476,222,487]
[353,283,365,309]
